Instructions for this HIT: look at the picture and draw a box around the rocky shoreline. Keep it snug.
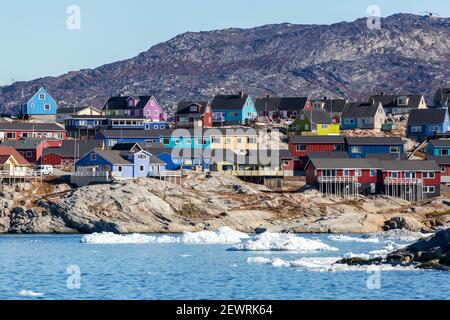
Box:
[0,172,449,235]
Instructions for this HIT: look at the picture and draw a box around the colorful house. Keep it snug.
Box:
[434,88,450,107]
[0,146,32,177]
[0,123,66,141]
[311,98,349,123]
[346,137,404,159]
[427,156,450,184]
[369,94,427,116]
[2,138,62,163]
[289,136,346,158]
[427,139,450,157]
[407,108,450,140]
[19,87,57,117]
[102,95,167,122]
[175,101,212,128]
[56,106,101,123]
[289,109,340,136]
[255,96,311,120]
[42,140,103,166]
[211,93,257,126]
[341,102,386,130]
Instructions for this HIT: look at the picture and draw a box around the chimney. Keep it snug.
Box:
[266,94,271,99]
[381,92,384,96]
[323,96,328,100]
[239,91,244,98]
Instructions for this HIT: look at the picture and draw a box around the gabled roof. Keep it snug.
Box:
[102,96,155,111]
[255,97,309,112]
[407,108,447,126]
[365,153,408,160]
[427,156,450,165]
[289,136,345,144]
[380,160,440,171]
[0,123,65,131]
[211,94,250,110]
[429,139,450,148]
[175,101,209,116]
[93,149,132,165]
[307,151,348,159]
[342,102,382,118]
[111,143,143,152]
[313,99,349,114]
[346,137,404,146]
[43,140,103,158]
[2,138,47,150]
[21,87,56,105]
[0,146,31,165]
[57,106,100,115]
[369,94,424,109]
[307,158,382,170]
[300,109,333,124]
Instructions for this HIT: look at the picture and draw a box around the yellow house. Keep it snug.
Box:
[209,128,258,153]
[0,146,31,177]
[56,106,102,123]
[290,109,341,136]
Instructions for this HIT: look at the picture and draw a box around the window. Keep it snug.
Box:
[323,170,336,177]
[163,138,170,145]
[90,153,97,161]
[439,149,449,156]
[197,138,206,145]
[343,170,350,177]
[212,137,221,144]
[154,110,159,117]
[296,144,307,151]
[355,170,362,177]
[390,171,398,178]
[229,112,239,117]
[226,138,231,145]
[237,138,242,144]
[423,172,435,179]
[43,104,50,110]
[390,146,401,153]
[411,126,422,133]
[345,119,355,124]
[282,160,289,166]
[423,186,435,194]
[39,93,45,100]
[139,165,145,172]
[174,139,180,145]
[138,154,147,160]
[26,151,33,158]
[441,166,446,173]
[21,133,30,138]
[370,170,377,177]
[31,103,35,108]
[190,105,198,112]
[351,146,362,154]
[429,126,441,132]
[248,138,257,144]
[146,110,151,116]
[6,132,16,139]
[118,166,123,172]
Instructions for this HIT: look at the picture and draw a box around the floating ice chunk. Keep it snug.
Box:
[231,232,338,252]
[81,232,178,244]
[181,227,249,244]
[329,235,380,243]
[247,257,272,265]
[343,252,371,260]
[18,290,43,297]
[368,229,432,243]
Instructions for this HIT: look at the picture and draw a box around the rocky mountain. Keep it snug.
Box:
[1,13,449,115]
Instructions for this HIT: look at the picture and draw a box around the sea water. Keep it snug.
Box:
[0,229,448,300]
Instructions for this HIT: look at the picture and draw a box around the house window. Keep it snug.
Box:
[423,186,435,194]
[31,103,35,108]
[118,166,123,172]
[90,153,97,161]
[212,137,221,144]
[138,154,147,160]
[390,146,401,153]
[229,112,239,117]
[439,149,449,156]
[248,138,257,144]
[282,160,289,166]
[154,111,159,117]
[345,119,355,125]
[39,93,45,100]
[197,138,206,145]
[370,170,377,177]
[323,170,336,177]
[237,138,242,144]
[21,133,30,138]
[226,138,231,145]
[411,126,422,133]
[26,151,33,158]
[190,105,198,112]
[44,104,51,110]
[390,171,398,178]
[351,146,362,154]
[146,110,151,116]
[6,132,16,139]
[441,166,446,173]
[355,170,362,177]
[300,114,305,120]
[163,138,170,145]
[296,144,307,151]
[343,170,350,177]
[423,172,435,179]
[139,165,145,172]
[429,126,441,132]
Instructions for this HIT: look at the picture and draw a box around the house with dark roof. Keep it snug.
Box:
[102,95,167,122]
[18,87,57,118]
[345,137,404,159]
[42,140,104,166]
[174,101,212,128]
[255,96,311,120]
[0,123,66,141]
[427,156,450,184]
[289,136,346,158]
[369,94,427,115]
[341,102,386,130]
[311,98,349,123]
[426,139,450,157]
[2,138,62,163]
[210,93,257,126]
[289,109,340,136]
[407,108,450,140]
[56,106,101,123]
[434,88,450,107]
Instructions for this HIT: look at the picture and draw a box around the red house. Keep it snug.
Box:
[175,101,212,128]
[42,140,103,166]
[0,123,66,141]
[427,156,450,184]
[2,138,62,163]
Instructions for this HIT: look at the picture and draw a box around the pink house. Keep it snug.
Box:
[102,95,167,122]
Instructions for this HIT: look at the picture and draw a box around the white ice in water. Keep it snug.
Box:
[329,235,380,243]
[231,232,338,252]
[81,227,249,244]
[18,290,43,297]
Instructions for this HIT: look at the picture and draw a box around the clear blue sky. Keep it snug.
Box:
[0,0,449,85]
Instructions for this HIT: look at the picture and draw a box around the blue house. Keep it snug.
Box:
[95,130,166,148]
[211,93,257,126]
[19,87,57,117]
[75,146,166,179]
[407,108,450,140]
[427,139,450,157]
[346,137,404,159]
[151,148,211,171]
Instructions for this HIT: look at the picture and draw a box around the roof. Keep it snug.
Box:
[429,139,450,148]
[301,109,333,124]
[381,160,440,171]
[289,136,345,144]
[427,156,450,165]
[0,146,31,165]
[149,156,166,165]
[369,94,423,109]
[0,123,65,131]
[2,138,47,149]
[307,151,348,159]
[365,153,408,160]
[57,106,100,114]
[312,99,348,114]
[407,108,447,126]
[308,158,382,170]
[342,102,382,118]
[255,97,309,112]
[434,88,450,105]
[111,143,143,151]
[175,101,209,116]
[43,140,103,158]
[346,137,404,146]
[211,94,250,110]
[94,150,132,165]
[103,96,154,111]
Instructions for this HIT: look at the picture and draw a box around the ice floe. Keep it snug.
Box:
[18,290,43,297]
[367,229,432,243]
[230,232,338,252]
[329,235,380,243]
[81,227,249,244]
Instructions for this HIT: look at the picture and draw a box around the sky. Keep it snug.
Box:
[0,0,449,86]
